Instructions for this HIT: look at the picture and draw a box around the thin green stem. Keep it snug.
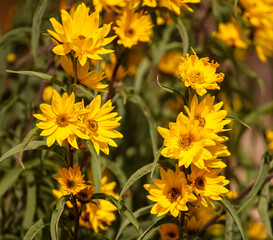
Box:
[72,196,80,240]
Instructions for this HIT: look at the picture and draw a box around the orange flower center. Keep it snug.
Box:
[195,177,205,190]
[167,187,181,203]
[87,119,98,132]
[189,70,204,83]
[56,114,69,127]
[195,116,206,127]
[72,34,86,47]
[178,135,192,150]
[66,179,76,188]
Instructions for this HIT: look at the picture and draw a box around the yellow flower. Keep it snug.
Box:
[159,0,201,15]
[82,95,123,155]
[34,90,88,148]
[188,165,229,207]
[144,166,197,217]
[158,51,182,77]
[79,175,118,233]
[178,49,224,96]
[6,53,16,63]
[48,2,116,66]
[60,56,107,92]
[113,8,153,48]
[54,163,86,195]
[158,113,229,169]
[266,130,273,152]
[101,53,127,81]
[224,190,238,200]
[42,86,54,102]
[254,26,273,62]
[142,0,157,7]
[212,21,248,49]
[92,0,126,12]
[158,223,180,240]
[247,221,267,240]
[185,94,231,135]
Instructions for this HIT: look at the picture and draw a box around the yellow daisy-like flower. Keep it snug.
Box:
[158,223,180,240]
[48,2,116,66]
[82,95,123,155]
[188,165,229,207]
[247,221,267,240]
[144,166,197,217]
[93,0,126,12]
[60,55,107,92]
[34,90,88,149]
[42,85,53,102]
[158,113,229,169]
[158,51,182,77]
[212,21,247,49]
[54,163,86,195]
[185,94,231,134]
[178,49,224,96]
[159,0,201,15]
[113,8,153,48]
[266,130,273,152]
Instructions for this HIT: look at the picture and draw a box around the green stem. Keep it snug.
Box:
[72,196,80,240]
[73,57,78,86]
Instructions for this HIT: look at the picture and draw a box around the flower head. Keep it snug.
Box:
[113,8,153,48]
[188,165,229,207]
[178,49,224,96]
[158,51,182,77]
[60,55,107,92]
[159,223,180,240]
[82,95,123,155]
[266,130,273,152]
[93,0,126,12]
[159,0,201,15]
[144,166,197,217]
[48,2,116,66]
[42,86,54,102]
[34,90,88,148]
[247,221,267,240]
[254,26,273,62]
[54,163,86,195]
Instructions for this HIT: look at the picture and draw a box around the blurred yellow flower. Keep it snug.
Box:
[42,86,53,102]
[178,49,224,96]
[213,21,248,49]
[34,90,88,148]
[254,26,273,62]
[113,8,153,48]
[82,95,123,155]
[248,221,267,240]
[158,223,180,240]
[158,51,182,77]
[48,2,116,66]
[144,166,197,217]
[93,0,126,12]
[266,130,273,152]
[54,163,86,195]
[60,55,107,92]
[188,165,229,207]
[6,53,16,63]
[159,0,201,15]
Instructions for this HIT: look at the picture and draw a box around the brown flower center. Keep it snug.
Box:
[72,34,86,47]
[195,177,205,190]
[166,231,177,239]
[195,116,206,127]
[167,188,181,203]
[189,70,204,83]
[56,114,69,127]
[67,180,76,188]
[126,28,135,37]
[178,135,192,150]
[87,119,98,132]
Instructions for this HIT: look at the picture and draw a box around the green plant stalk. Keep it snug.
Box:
[72,196,80,240]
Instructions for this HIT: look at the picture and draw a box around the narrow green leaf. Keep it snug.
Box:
[70,83,95,99]
[127,94,157,157]
[31,0,48,63]
[22,171,37,230]
[237,152,271,213]
[115,205,152,240]
[224,213,233,240]
[119,163,161,205]
[23,217,50,240]
[0,141,46,165]
[176,18,189,57]
[258,182,273,238]
[219,198,246,240]
[50,196,67,240]
[18,127,41,169]
[86,140,101,193]
[156,76,187,107]
[226,115,251,129]
[6,70,66,88]
[151,146,163,178]
[137,215,173,240]
[0,95,18,117]
[234,0,238,14]
[134,58,150,94]
[92,193,142,235]
[0,27,31,46]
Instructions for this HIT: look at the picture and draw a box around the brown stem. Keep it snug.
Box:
[178,211,185,238]
[73,196,80,240]
[68,144,74,168]
[105,48,126,102]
